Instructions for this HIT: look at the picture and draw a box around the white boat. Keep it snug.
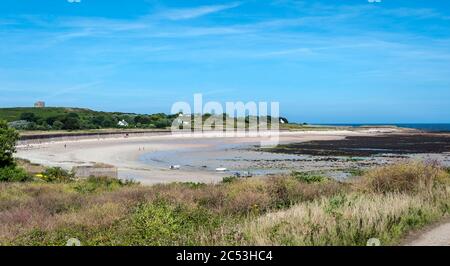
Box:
[215,167,228,172]
[170,165,181,170]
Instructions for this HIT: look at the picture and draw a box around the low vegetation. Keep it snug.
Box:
[291,171,329,183]
[0,107,176,130]
[0,107,292,131]
[0,161,449,246]
[235,161,450,246]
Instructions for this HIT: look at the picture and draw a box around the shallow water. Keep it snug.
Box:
[138,134,450,181]
[139,139,304,177]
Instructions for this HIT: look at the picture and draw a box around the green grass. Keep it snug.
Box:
[346,168,366,177]
[291,171,328,183]
[222,176,239,183]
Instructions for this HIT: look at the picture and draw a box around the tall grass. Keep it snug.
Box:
[231,161,450,246]
[236,191,449,246]
[0,161,449,246]
[361,161,449,194]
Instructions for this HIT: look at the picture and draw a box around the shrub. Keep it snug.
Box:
[222,176,238,183]
[347,168,365,177]
[19,112,38,122]
[39,167,74,183]
[362,161,450,194]
[128,202,186,245]
[177,182,206,189]
[51,121,64,130]
[126,201,219,245]
[292,172,328,183]
[224,179,271,214]
[267,176,299,208]
[63,117,80,130]
[0,166,30,182]
[72,176,134,194]
[267,176,344,208]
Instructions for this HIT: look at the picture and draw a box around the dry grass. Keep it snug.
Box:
[236,190,450,246]
[1,161,449,246]
[360,161,449,194]
[0,174,344,245]
[227,161,450,246]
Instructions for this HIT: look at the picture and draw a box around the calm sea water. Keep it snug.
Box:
[319,124,450,132]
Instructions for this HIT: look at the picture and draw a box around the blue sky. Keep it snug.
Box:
[1,0,450,123]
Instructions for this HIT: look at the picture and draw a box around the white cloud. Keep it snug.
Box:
[161,2,241,20]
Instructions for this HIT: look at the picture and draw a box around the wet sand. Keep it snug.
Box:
[16,128,448,185]
[15,130,379,184]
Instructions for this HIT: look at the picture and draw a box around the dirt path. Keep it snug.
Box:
[404,219,450,246]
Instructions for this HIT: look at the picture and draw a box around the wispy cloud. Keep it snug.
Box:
[45,81,103,99]
[160,2,241,20]
[380,7,450,20]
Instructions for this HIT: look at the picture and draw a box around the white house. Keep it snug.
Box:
[117,120,129,127]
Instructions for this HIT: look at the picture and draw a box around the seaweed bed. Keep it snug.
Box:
[268,134,450,156]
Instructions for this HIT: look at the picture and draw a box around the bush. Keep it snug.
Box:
[0,166,30,182]
[62,117,81,130]
[347,168,365,177]
[126,201,218,245]
[222,176,238,183]
[39,167,74,183]
[292,172,328,183]
[51,121,64,130]
[20,112,38,122]
[154,119,171,128]
[72,176,134,193]
[362,161,450,194]
[177,182,206,189]
[224,179,271,214]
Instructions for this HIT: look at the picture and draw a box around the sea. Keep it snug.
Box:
[318,124,450,132]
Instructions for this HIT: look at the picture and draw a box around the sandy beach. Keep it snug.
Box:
[16,129,398,185]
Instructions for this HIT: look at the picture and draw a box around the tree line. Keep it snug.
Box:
[11,112,176,130]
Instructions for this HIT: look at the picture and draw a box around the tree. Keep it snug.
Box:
[92,115,105,126]
[66,112,80,119]
[20,112,38,122]
[63,117,81,130]
[46,115,64,125]
[52,120,64,130]
[0,120,19,168]
[134,115,152,124]
[154,119,171,129]
[101,116,116,128]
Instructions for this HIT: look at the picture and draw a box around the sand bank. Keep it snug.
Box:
[15,129,404,185]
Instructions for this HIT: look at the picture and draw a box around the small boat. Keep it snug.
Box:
[215,167,228,172]
[170,165,181,170]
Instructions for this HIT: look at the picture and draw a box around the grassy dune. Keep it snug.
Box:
[0,162,449,246]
